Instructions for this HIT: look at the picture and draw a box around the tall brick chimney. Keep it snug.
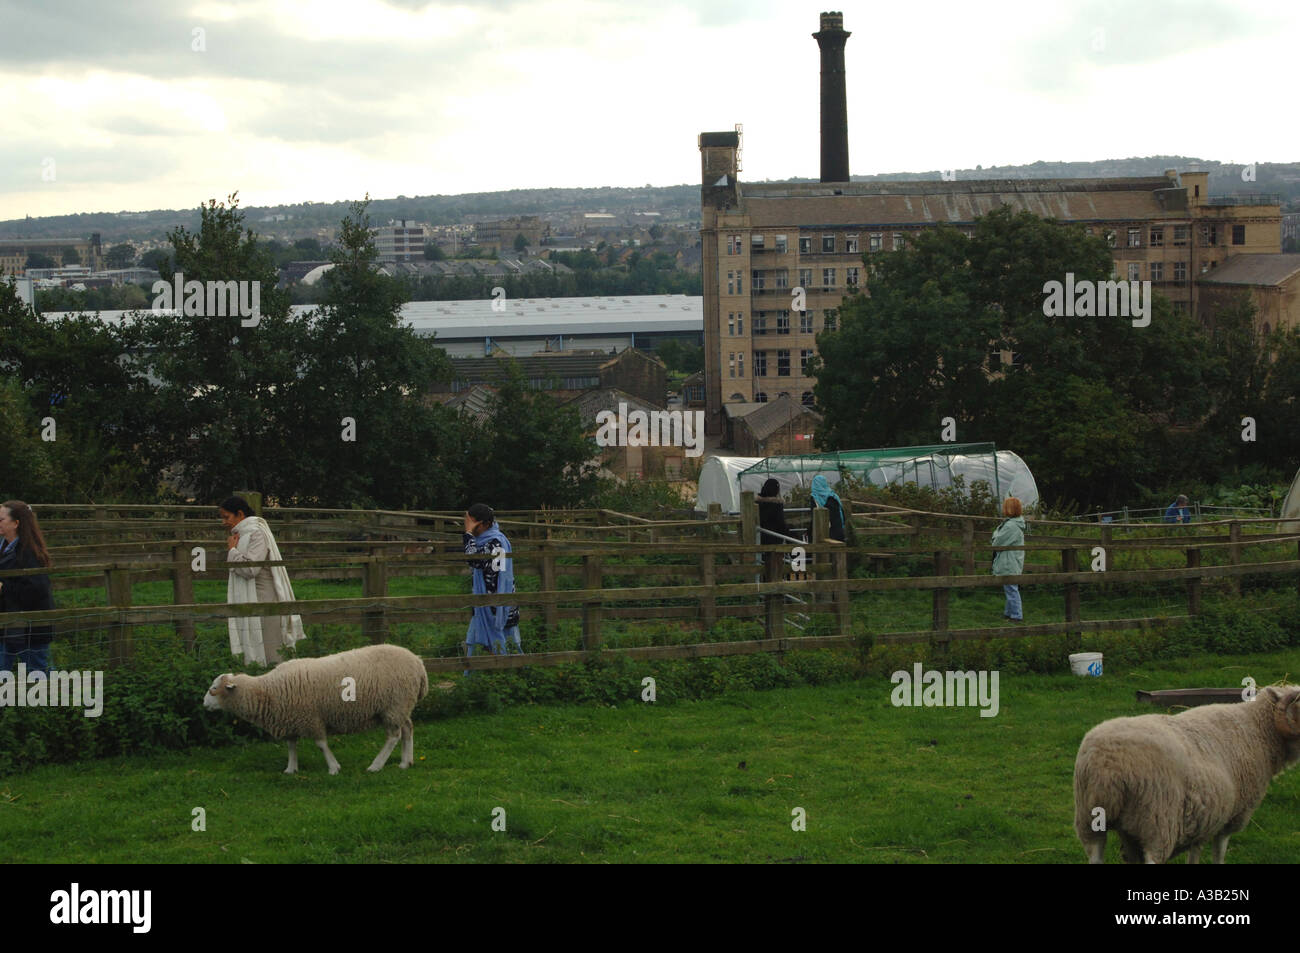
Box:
[813,11,851,183]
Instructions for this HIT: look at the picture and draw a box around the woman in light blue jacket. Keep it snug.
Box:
[991,497,1027,622]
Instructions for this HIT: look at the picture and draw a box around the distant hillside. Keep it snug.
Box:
[4,157,1295,244]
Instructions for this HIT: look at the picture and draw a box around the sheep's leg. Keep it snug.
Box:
[316,737,342,775]
[285,739,298,775]
[1082,835,1106,864]
[1186,844,1202,864]
[1118,833,1143,865]
[399,717,414,769]
[367,725,401,772]
[1211,832,1232,864]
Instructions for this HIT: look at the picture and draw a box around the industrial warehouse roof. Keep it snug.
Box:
[45,293,703,339]
[400,295,700,338]
[740,177,1188,227]
[1198,254,1300,287]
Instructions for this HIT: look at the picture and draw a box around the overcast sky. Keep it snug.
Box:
[1,0,1296,220]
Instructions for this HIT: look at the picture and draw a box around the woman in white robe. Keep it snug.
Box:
[220,496,304,665]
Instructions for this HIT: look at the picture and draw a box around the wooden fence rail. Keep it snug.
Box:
[7,500,1298,673]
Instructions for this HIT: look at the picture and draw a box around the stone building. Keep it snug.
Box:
[476,216,549,252]
[0,233,104,275]
[697,12,1283,438]
[1198,254,1300,335]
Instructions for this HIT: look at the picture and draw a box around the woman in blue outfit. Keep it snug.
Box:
[991,497,1027,622]
[463,503,521,658]
[809,475,846,542]
[0,500,55,674]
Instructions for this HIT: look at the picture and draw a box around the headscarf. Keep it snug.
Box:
[760,478,781,498]
[810,474,842,508]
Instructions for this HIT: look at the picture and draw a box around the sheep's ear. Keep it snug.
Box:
[223,679,236,691]
[1285,688,1300,732]
[1271,686,1300,736]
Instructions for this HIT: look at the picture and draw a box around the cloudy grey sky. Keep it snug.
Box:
[1,0,1295,219]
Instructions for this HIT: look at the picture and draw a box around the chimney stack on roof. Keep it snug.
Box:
[813,12,851,183]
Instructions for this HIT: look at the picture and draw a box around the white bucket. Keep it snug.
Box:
[1069,652,1103,677]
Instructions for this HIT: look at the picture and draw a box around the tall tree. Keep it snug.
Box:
[278,198,463,508]
[465,362,600,509]
[106,243,136,269]
[813,206,1219,506]
[133,194,299,503]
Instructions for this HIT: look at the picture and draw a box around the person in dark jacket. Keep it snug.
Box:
[810,475,846,542]
[756,478,796,543]
[0,500,55,674]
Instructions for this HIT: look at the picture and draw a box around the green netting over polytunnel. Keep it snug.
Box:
[722,443,1039,509]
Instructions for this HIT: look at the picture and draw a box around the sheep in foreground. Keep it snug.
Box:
[203,644,429,774]
[1074,684,1300,863]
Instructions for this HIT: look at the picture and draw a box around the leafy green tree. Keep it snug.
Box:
[61,246,80,266]
[133,194,299,503]
[813,206,1219,506]
[424,242,445,261]
[466,362,600,509]
[0,277,157,501]
[26,252,56,270]
[278,198,463,508]
[0,377,56,499]
[139,248,172,273]
[513,233,528,253]
[655,339,703,374]
[293,237,322,256]
[106,243,136,269]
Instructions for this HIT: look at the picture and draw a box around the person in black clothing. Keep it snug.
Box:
[756,478,796,543]
[0,500,55,674]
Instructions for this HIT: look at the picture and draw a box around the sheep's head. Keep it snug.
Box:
[1263,685,1300,764]
[203,674,239,711]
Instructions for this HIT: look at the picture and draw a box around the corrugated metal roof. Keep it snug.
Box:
[1199,254,1300,287]
[48,294,704,340]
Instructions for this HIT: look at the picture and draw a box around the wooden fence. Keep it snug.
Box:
[3,499,1298,673]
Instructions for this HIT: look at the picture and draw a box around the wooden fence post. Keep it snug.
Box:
[540,544,558,641]
[741,490,757,562]
[764,544,785,640]
[1229,521,1242,595]
[1187,548,1202,615]
[812,507,830,605]
[931,551,950,664]
[582,553,602,650]
[363,546,388,643]
[1062,548,1081,652]
[707,502,722,545]
[700,551,717,633]
[105,565,134,666]
[962,519,975,575]
[171,542,196,650]
[834,550,851,636]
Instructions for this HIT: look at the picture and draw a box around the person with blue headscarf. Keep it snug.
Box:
[462,503,521,660]
[809,475,846,542]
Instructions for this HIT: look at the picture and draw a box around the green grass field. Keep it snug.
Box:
[6,645,1300,863]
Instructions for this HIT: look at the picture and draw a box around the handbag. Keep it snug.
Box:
[505,607,520,628]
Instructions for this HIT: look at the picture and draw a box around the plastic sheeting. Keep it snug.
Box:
[1281,466,1300,535]
[694,456,765,513]
[727,445,1040,509]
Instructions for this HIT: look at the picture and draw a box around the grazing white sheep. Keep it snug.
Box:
[1074,684,1300,863]
[203,644,429,775]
